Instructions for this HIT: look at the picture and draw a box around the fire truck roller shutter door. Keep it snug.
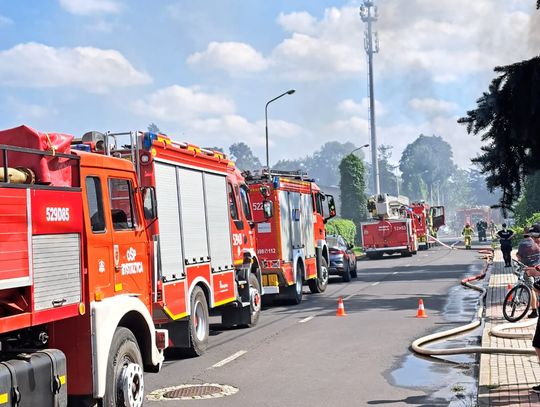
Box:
[154,162,184,281]
[279,190,293,261]
[302,193,315,258]
[203,173,233,272]
[177,168,210,265]
[289,192,303,251]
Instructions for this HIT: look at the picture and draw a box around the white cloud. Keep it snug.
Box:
[58,0,122,16]
[132,85,235,122]
[187,41,269,74]
[0,15,13,26]
[277,11,317,35]
[132,85,305,151]
[338,98,385,118]
[184,2,537,84]
[409,98,458,116]
[0,42,151,93]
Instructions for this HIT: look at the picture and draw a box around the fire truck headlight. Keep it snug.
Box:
[140,152,152,165]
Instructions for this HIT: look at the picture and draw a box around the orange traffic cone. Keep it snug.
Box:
[416,299,428,318]
[336,297,347,317]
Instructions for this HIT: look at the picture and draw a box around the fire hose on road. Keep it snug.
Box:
[412,251,537,357]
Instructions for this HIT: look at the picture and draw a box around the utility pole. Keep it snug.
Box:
[360,1,380,195]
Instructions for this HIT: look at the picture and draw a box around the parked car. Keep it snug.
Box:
[327,235,357,282]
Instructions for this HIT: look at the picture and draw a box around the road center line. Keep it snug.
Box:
[393,271,398,275]
[371,282,380,286]
[210,350,247,369]
[299,315,314,323]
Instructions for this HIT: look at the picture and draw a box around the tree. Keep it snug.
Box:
[458,56,540,211]
[514,171,540,224]
[467,168,500,206]
[339,154,368,242]
[229,142,262,172]
[147,123,160,133]
[399,135,456,202]
[309,141,357,186]
[369,145,399,196]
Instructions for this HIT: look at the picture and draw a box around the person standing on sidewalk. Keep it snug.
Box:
[521,224,540,393]
[519,224,540,319]
[497,223,514,267]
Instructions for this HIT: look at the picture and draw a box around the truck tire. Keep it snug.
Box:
[308,258,329,294]
[351,260,358,278]
[284,265,303,305]
[103,327,144,407]
[342,261,351,282]
[367,252,382,260]
[186,286,209,356]
[401,250,413,257]
[241,273,261,328]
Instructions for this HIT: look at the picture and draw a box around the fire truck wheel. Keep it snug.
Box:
[284,266,304,305]
[308,258,329,294]
[401,251,413,257]
[342,262,351,283]
[104,327,144,407]
[187,286,209,356]
[350,260,358,278]
[241,273,261,328]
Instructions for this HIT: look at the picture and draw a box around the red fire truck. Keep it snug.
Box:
[361,194,418,259]
[246,170,336,304]
[410,202,446,250]
[0,125,261,406]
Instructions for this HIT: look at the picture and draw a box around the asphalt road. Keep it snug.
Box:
[144,244,485,406]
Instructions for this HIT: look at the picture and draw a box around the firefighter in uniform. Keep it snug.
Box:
[462,223,474,250]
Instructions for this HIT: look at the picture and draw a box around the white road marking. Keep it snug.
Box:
[393,271,398,275]
[299,315,315,323]
[210,350,247,369]
[405,264,411,267]
[344,293,356,301]
[371,282,380,286]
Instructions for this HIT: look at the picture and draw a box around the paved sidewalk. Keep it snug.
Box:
[478,251,540,406]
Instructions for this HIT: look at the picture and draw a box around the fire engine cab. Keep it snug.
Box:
[246,170,336,304]
[0,125,261,406]
[410,202,445,250]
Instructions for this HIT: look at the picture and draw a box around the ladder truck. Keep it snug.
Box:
[246,170,336,304]
[0,125,261,406]
[361,194,418,259]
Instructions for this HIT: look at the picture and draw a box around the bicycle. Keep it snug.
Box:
[502,259,536,322]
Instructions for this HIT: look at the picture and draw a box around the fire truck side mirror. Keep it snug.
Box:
[263,200,274,219]
[142,187,157,220]
[259,186,271,198]
[325,194,337,221]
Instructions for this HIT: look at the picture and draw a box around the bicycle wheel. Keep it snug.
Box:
[503,284,532,322]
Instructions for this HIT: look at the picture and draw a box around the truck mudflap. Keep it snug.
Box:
[0,349,67,407]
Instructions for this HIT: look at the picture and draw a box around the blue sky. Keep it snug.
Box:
[0,0,538,168]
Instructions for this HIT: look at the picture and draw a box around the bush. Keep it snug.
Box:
[325,218,357,245]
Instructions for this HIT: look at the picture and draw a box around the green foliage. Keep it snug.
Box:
[513,171,540,224]
[339,154,368,242]
[325,218,357,245]
[458,56,540,212]
[229,142,262,172]
[399,135,456,201]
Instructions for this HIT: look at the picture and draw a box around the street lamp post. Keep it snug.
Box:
[349,144,370,156]
[265,89,296,174]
